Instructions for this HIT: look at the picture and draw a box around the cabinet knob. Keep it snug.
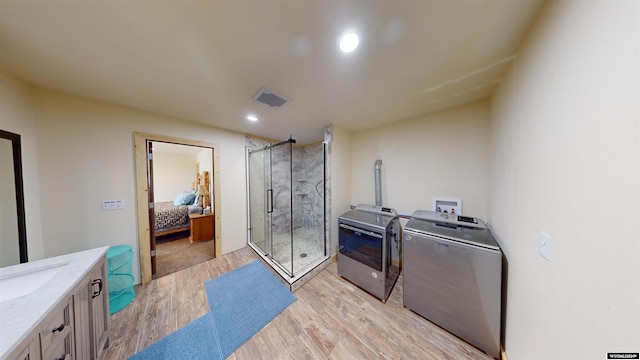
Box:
[55,354,67,360]
[52,323,65,333]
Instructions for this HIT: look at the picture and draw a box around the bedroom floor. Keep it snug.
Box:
[155,231,215,278]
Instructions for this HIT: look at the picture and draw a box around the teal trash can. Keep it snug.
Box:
[107,245,135,314]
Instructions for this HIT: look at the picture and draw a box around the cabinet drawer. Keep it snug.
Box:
[42,332,72,360]
[6,334,41,360]
[39,298,71,354]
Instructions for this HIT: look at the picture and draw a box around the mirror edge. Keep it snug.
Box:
[0,129,28,263]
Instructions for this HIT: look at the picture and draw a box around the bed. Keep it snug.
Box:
[154,165,212,236]
[154,191,204,236]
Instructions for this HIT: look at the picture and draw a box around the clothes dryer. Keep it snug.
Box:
[338,204,400,302]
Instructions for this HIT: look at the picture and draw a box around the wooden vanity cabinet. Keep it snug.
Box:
[43,334,72,360]
[9,334,41,360]
[72,256,110,360]
[5,255,110,360]
[39,296,73,360]
[9,296,73,360]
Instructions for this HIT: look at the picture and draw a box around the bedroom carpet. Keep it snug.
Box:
[155,234,214,278]
[128,259,296,360]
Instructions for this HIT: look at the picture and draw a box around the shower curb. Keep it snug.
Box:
[248,243,332,292]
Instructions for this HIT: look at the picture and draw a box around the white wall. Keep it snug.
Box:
[196,147,214,206]
[197,148,213,175]
[489,1,640,358]
[30,87,249,283]
[153,152,197,202]
[351,101,490,219]
[328,125,353,254]
[0,69,45,261]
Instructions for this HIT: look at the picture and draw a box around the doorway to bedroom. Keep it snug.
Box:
[134,132,221,284]
[151,142,214,278]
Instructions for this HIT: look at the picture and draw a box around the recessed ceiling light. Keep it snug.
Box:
[247,115,258,122]
[339,32,359,53]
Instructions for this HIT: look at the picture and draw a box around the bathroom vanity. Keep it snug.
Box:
[0,247,111,360]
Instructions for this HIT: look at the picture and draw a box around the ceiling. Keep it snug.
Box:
[0,0,544,144]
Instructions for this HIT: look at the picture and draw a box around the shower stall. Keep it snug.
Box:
[247,138,329,289]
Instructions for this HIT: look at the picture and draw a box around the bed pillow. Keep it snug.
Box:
[173,191,196,206]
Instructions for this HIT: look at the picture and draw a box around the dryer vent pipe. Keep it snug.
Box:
[374,159,382,206]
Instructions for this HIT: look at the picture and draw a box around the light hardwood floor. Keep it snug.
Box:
[101,246,493,360]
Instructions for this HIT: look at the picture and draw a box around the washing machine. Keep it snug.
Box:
[403,210,502,358]
[338,204,400,302]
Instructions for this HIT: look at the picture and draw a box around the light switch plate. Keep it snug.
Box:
[539,231,550,261]
[101,200,125,211]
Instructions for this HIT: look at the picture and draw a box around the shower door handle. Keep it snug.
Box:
[267,189,273,213]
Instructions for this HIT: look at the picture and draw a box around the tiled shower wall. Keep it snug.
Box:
[270,142,325,237]
[292,143,324,232]
[270,143,292,238]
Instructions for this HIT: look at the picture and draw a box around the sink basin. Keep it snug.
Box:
[0,261,70,302]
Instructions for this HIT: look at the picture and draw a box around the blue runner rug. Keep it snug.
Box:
[129,313,223,360]
[205,259,297,358]
[129,260,296,359]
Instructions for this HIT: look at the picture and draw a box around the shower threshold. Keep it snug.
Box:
[248,242,331,292]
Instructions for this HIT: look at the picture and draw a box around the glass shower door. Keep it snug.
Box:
[291,142,326,274]
[269,141,293,275]
[248,147,272,256]
[249,138,326,279]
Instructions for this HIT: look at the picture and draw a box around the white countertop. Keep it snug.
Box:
[0,246,109,359]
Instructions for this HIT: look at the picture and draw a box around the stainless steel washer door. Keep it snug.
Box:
[403,229,502,358]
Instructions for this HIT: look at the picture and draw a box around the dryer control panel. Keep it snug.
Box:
[411,210,486,228]
[354,204,397,217]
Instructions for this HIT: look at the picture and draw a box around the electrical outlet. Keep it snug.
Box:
[539,231,550,261]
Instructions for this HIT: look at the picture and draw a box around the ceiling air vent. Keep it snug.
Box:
[252,86,290,108]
